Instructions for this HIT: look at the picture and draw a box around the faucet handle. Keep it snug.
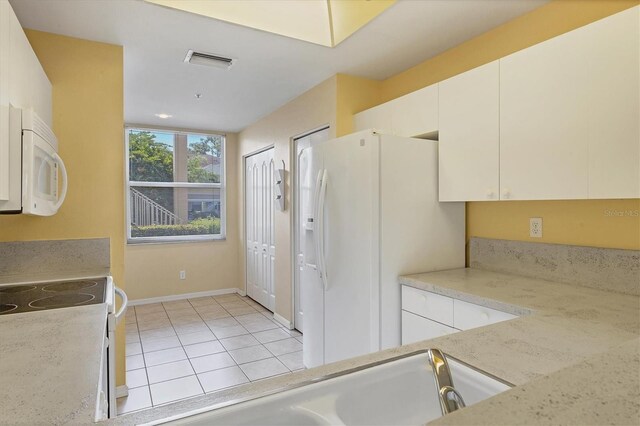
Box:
[440,385,467,412]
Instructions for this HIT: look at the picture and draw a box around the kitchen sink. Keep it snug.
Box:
[151,350,512,426]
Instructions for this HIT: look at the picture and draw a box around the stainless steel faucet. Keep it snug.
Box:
[427,348,467,415]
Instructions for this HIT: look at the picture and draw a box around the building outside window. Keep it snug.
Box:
[125,127,225,243]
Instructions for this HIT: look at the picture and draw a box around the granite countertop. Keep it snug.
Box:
[0,304,108,425]
[111,268,639,425]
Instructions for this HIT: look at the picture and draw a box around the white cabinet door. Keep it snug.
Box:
[353,102,392,134]
[500,23,591,200]
[585,6,639,199]
[354,84,437,138]
[401,311,457,345]
[401,285,453,327]
[390,84,438,138]
[453,299,516,331]
[0,0,11,202]
[439,61,499,201]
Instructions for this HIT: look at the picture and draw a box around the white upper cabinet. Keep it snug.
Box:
[355,6,639,202]
[0,0,11,202]
[438,61,499,201]
[585,6,639,199]
[500,21,591,200]
[7,2,51,126]
[390,84,438,138]
[354,102,392,135]
[354,84,438,138]
[0,0,52,212]
[500,6,639,200]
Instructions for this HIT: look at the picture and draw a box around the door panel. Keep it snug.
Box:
[245,148,275,310]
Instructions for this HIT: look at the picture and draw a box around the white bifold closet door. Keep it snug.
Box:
[245,147,276,311]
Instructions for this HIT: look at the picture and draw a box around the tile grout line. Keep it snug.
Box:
[183,297,215,397]
[124,295,303,411]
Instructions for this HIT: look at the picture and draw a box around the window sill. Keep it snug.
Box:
[127,235,226,245]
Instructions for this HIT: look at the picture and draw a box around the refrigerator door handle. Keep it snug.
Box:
[318,169,329,291]
[313,169,324,285]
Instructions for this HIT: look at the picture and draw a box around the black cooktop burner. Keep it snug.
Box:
[29,293,96,309]
[0,285,36,294]
[0,304,18,314]
[0,278,106,315]
[43,281,97,292]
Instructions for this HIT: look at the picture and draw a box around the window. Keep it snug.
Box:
[125,127,225,243]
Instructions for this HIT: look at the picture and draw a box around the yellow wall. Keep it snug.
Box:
[0,30,127,384]
[125,133,241,300]
[376,0,640,251]
[380,0,640,102]
[468,200,640,250]
[335,74,381,137]
[237,76,337,322]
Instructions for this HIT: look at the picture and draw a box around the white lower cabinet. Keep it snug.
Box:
[453,299,516,331]
[401,311,457,345]
[401,285,518,345]
[401,285,453,326]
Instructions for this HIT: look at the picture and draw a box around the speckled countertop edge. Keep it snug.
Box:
[0,303,108,425]
[110,268,639,425]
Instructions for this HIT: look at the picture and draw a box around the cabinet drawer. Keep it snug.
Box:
[401,311,457,345]
[401,285,453,326]
[453,299,517,330]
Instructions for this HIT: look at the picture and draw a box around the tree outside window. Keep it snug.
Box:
[127,128,225,242]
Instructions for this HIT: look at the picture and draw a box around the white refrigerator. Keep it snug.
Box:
[301,130,465,368]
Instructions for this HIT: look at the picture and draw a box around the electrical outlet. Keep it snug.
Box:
[179,270,186,280]
[529,217,543,238]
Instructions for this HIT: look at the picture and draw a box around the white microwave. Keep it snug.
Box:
[0,106,67,216]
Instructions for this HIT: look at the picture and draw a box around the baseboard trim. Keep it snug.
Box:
[115,385,129,398]
[273,312,293,329]
[129,288,243,306]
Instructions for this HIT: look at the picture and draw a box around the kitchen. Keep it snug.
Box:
[0,0,638,424]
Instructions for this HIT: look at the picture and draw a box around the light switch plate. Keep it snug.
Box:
[529,217,543,238]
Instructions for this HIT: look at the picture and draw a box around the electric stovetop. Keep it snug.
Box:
[0,277,107,315]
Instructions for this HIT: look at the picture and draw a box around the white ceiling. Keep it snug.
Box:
[9,0,546,133]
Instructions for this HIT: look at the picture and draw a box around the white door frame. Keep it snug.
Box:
[243,145,275,305]
[290,125,330,332]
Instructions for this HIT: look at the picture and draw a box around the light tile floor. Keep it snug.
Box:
[117,293,303,415]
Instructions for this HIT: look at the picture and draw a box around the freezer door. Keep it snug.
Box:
[320,133,380,364]
[300,145,325,368]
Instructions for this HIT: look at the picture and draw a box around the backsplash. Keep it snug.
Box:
[469,237,640,296]
[0,238,110,284]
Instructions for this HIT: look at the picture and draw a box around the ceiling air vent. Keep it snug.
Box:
[184,50,235,69]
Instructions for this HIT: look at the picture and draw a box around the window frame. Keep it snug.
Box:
[125,125,226,244]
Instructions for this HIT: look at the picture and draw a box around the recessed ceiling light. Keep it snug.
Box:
[155,113,172,119]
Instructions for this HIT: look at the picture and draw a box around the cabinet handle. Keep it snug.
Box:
[486,189,495,199]
[502,188,511,199]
